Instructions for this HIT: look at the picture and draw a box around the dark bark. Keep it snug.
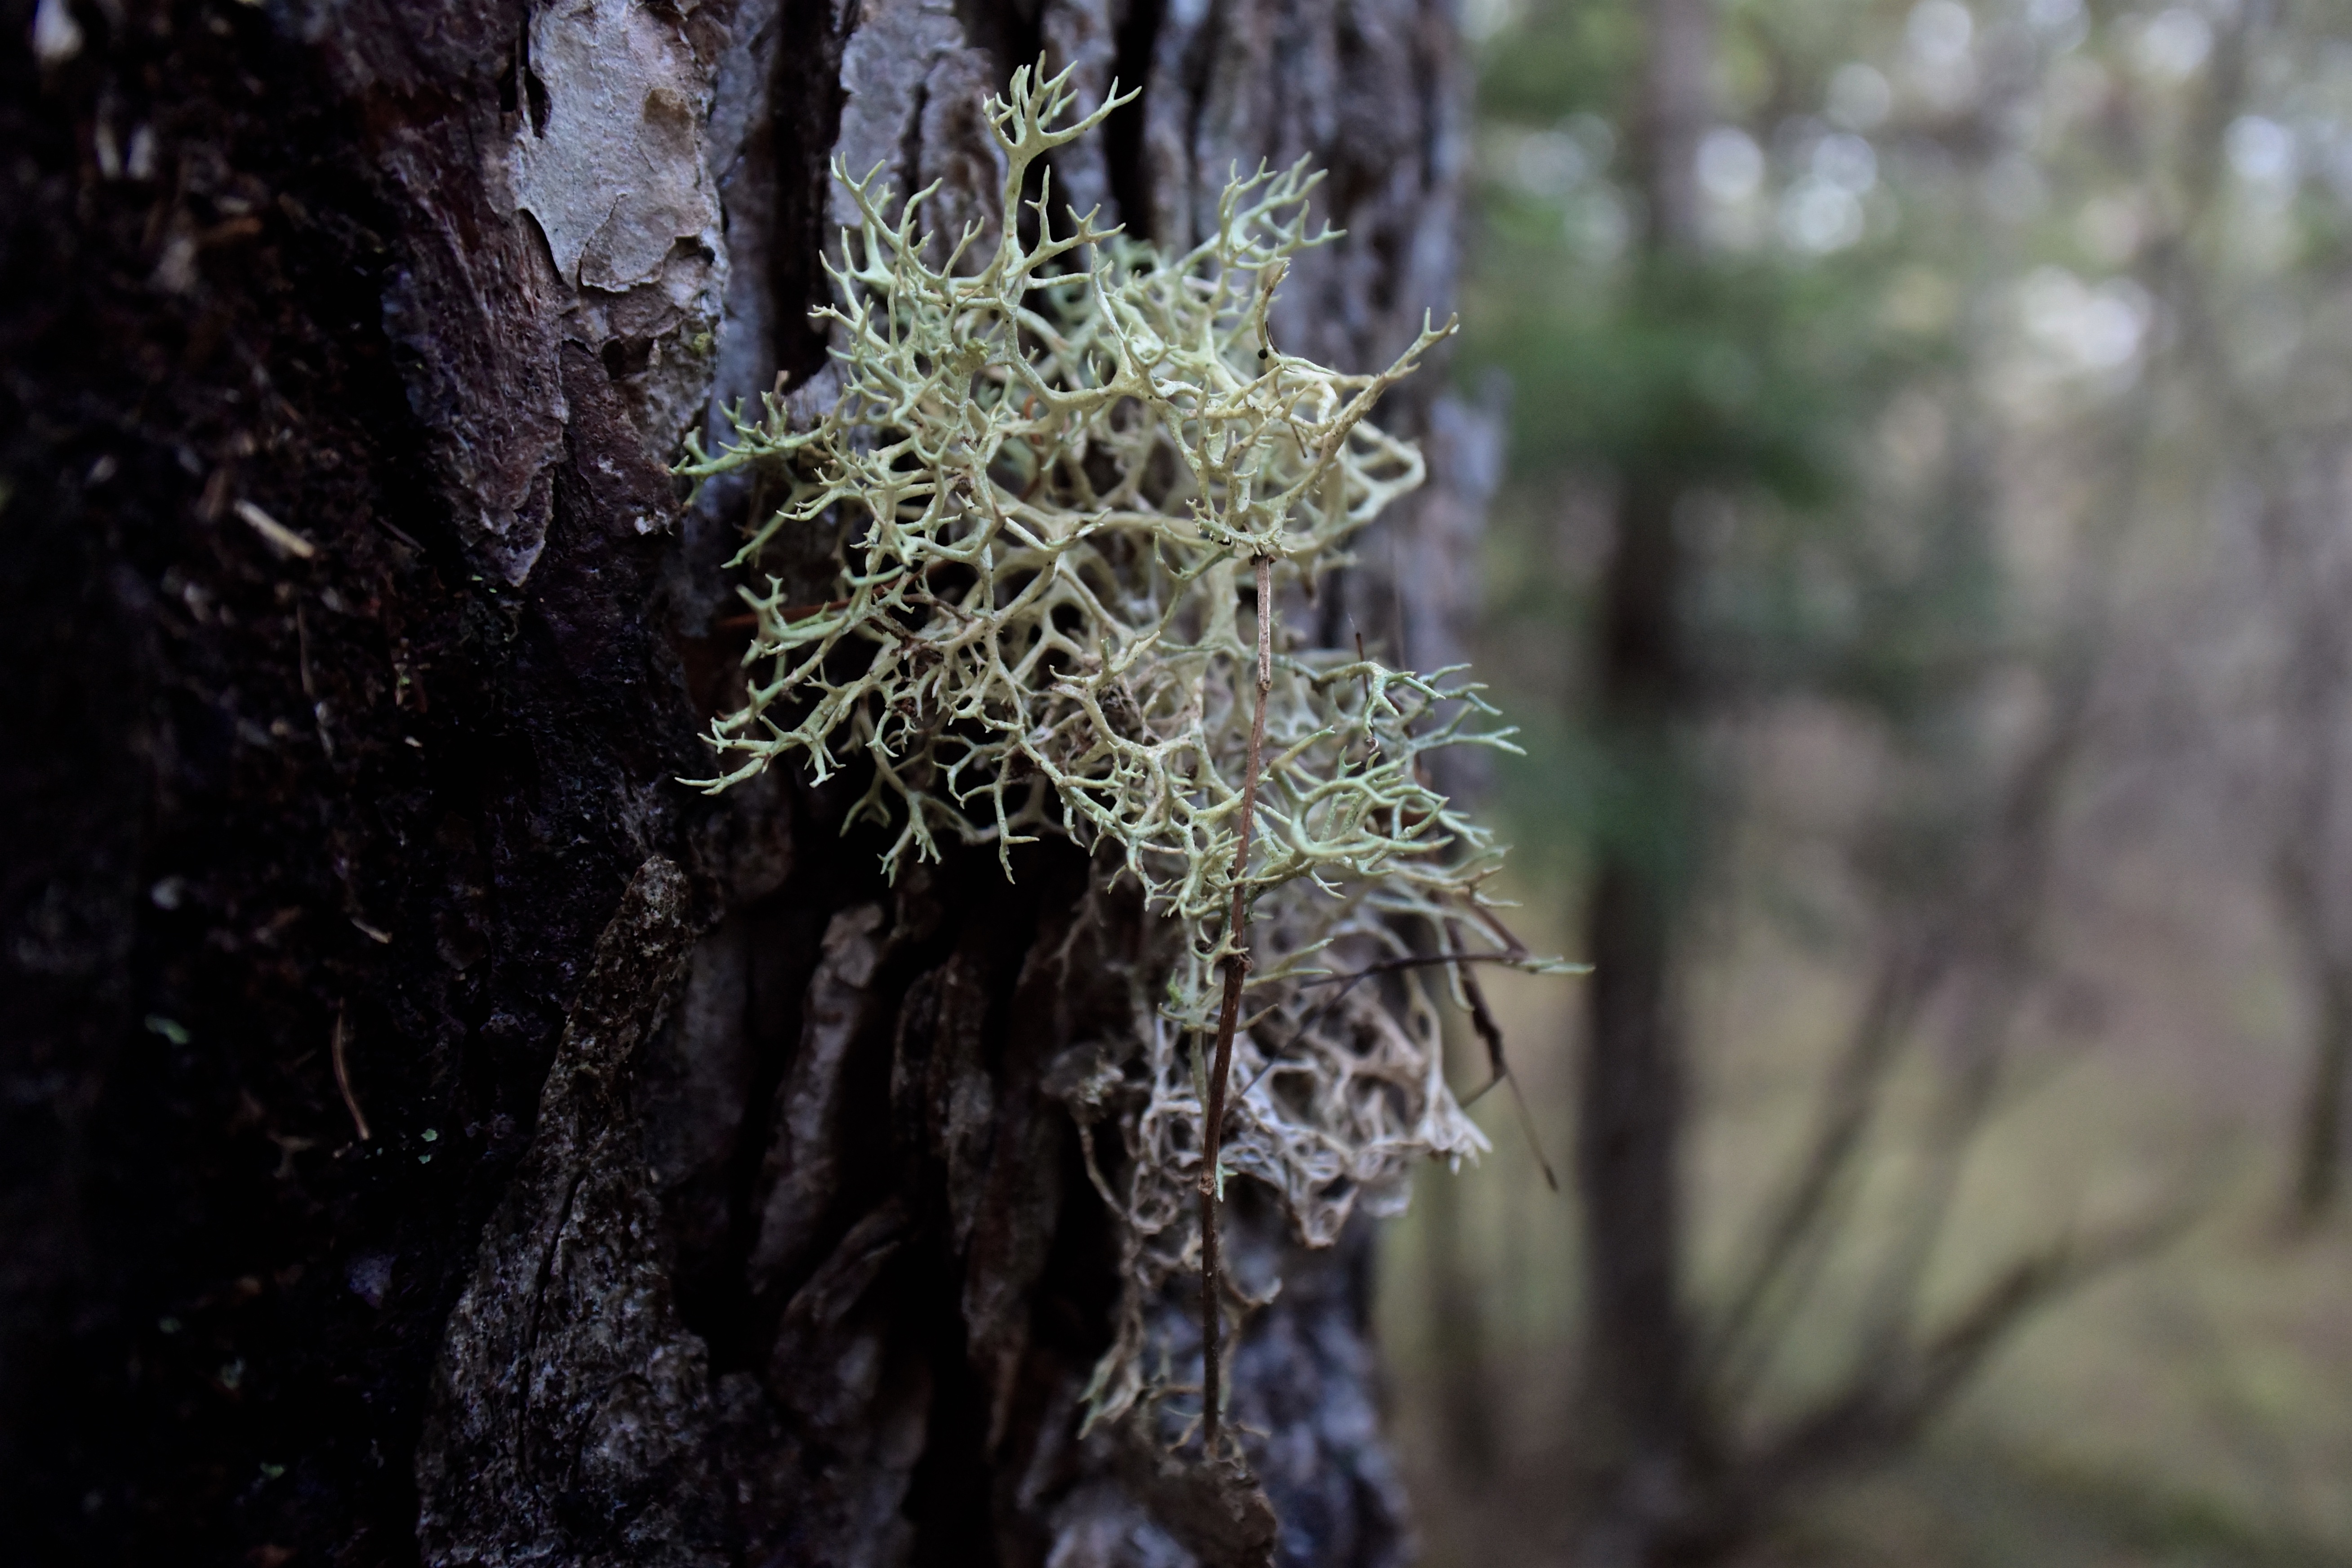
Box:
[1575,470,1710,1566]
[2276,826,2352,1223]
[1,0,1485,1564]
[2293,976,2352,1217]
[2266,489,2352,1225]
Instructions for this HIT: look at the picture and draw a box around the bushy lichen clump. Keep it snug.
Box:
[682,63,1559,1429]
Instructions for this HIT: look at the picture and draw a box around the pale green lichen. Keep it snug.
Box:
[682,61,1564,1429]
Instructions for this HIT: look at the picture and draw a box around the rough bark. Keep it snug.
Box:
[0,0,1483,1564]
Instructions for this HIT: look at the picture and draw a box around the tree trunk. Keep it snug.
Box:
[2292,970,2352,1218]
[0,1,1486,1563]
[2277,823,2352,1224]
[1574,472,1709,1566]
[2265,466,2352,1228]
[1571,0,1715,1560]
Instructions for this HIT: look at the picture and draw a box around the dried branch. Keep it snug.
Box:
[1198,553,1274,1454]
[1443,920,1560,1191]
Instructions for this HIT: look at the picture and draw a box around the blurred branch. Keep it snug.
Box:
[2117,0,2352,1224]
[1747,1198,2198,1493]
[1703,72,2224,1446]
[1703,933,1945,1399]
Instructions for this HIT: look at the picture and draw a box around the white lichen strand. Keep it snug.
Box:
[681,61,1564,1431]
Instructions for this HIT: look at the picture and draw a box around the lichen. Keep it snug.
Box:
[681,61,1564,1431]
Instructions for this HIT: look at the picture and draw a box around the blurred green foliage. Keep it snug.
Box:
[1463,0,2010,884]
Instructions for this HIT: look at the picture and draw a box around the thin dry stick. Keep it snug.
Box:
[331,1005,373,1142]
[1288,923,1565,1189]
[1294,949,1537,990]
[1200,553,1275,1456]
[1448,959,1562,1189]
[1444,922,1560,1193]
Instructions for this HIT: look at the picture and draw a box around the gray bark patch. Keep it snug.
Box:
[415,857,720,1568]
[514,0,722,294]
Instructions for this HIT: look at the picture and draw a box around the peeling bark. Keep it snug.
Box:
[1,0,1485,1562]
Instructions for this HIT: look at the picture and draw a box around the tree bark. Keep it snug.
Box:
[2263,457,2352,1226]
[2275,759,2352,1223]
[1575,472,1709,1567]
[0,1,1486,1564]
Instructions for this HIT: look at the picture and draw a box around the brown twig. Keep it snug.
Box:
[1200,553,1274,1456]
[1283,916,1569,1190]
[331,1005,372,1142]
[1443,920,1561,1193]
[1293,949,1536,989]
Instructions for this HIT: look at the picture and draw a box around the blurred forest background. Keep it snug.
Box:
[1375,0,2352,1561]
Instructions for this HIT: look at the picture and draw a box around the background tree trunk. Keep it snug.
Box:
[0,1,1489,1563]
[1572,0,1716,1560]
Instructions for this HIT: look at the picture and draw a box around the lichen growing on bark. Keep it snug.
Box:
[681,60,1563,1430]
